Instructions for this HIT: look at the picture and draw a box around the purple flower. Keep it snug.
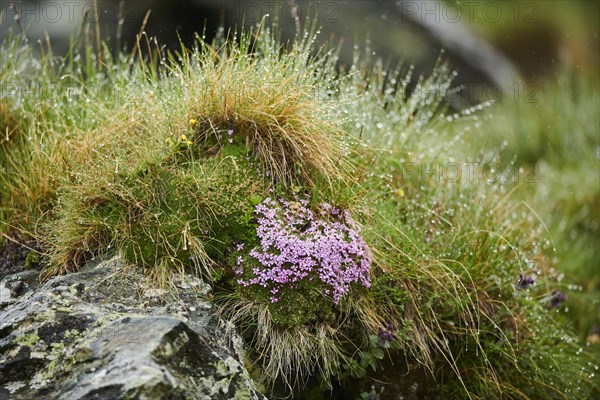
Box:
[378,324,396,346]
[516,273,535,290]
[549,291,567,308]
[238,197,372,304]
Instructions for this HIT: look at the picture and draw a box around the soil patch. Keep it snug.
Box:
[0,232,42,281]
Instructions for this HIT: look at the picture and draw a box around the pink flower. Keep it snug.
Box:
[240,197,372,304]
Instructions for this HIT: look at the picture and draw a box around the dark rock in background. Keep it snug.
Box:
[3,1,597,106]
[2,1,599,96]
[1,0,522,106]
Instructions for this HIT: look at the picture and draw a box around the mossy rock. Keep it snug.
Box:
[0,257,266,399]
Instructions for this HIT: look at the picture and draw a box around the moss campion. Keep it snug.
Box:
[237,197,372,304]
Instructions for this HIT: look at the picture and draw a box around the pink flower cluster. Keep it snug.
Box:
[237,197,372,304]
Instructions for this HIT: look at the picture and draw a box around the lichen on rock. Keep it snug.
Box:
[0,257,266,400]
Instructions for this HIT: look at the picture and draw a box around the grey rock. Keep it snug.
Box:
[0,256,266,400]
[395,0,520,92]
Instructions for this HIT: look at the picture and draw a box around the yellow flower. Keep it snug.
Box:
[395,188,405,197]
[189,119,198,127]
[179,134,188,142]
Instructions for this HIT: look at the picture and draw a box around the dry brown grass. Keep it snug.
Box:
[173,42,352,186]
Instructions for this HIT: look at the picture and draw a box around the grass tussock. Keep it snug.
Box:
[0,99,36,231]
[176,43,351,186]
[0,18,597,400]
[30,24,349,284]
[42,142,265,285]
